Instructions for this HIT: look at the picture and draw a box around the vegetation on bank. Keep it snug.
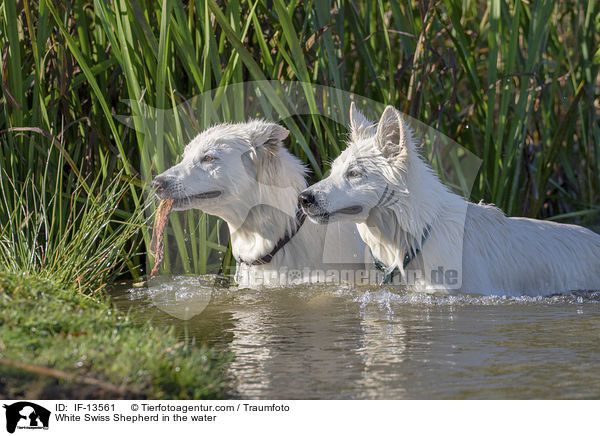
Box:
[0,271,230,399]
[0,159,230,399]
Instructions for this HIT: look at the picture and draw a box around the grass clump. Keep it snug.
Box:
[0,271,231,399]
[0,168,147,293]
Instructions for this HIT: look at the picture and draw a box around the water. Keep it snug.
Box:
[111,276,600,399]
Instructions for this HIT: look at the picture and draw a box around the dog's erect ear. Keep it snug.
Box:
[349,102,374,141]
[375,105,410,159]
[244,122,292,186]
[251,123,289,153]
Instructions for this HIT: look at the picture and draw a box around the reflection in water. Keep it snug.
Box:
[111,277,600,399]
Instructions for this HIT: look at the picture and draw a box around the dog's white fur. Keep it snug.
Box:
[153,120,371,288]
[301,104,600,296]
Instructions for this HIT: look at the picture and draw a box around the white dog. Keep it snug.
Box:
[298,104,600,296]
[152,120,372,288]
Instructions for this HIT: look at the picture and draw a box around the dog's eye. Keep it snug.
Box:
[201,155,215,164]
[346,169,362,179]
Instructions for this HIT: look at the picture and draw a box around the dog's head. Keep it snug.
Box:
[299,104,417,224]
[152,120,298,217]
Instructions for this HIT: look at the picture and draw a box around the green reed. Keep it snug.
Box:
[1,0,598,279]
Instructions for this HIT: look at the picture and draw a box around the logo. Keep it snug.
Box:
[2,402,50,434]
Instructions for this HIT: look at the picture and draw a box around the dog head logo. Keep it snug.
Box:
[3,402,50,433]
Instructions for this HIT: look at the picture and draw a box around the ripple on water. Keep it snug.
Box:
[117,276,600,311]
[345,287,600,309]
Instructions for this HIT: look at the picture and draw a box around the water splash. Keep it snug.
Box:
[118,276,600,319]
[344,287,600,308]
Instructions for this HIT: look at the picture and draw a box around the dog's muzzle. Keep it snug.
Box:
[298,190,329,222]
[151,175,221,204]
[299,189,363,223]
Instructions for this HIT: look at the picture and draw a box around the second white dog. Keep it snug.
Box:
[299,104,600,296]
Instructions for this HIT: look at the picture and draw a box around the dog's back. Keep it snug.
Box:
[461,202,600,295]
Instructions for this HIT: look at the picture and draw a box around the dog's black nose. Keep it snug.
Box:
[151,175,167,191]
[298,191,316,210]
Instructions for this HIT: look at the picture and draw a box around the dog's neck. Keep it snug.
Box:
[357,155,463,272]
[220,149,308,264]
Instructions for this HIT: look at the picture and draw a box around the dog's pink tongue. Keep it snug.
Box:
[149,199,174,277]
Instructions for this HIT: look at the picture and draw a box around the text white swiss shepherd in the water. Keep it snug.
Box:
[299,104,600,296]
[152,120,371,288]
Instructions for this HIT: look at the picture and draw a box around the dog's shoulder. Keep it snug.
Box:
[467,201,507,226]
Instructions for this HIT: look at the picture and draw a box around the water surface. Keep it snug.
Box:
[111,276,600,399]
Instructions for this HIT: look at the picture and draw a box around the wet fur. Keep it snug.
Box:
[303,105,600,296]
[153,120,371,288]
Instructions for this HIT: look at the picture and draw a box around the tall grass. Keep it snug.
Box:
[1,0,599,278]
[0,146,147,292]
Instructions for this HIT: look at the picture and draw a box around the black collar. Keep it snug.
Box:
[372,224,432,284]
[236,205,307,266]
